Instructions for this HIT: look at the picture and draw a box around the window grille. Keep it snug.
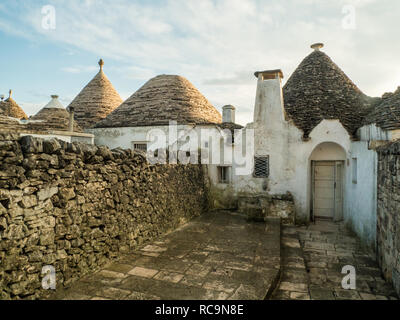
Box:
[133,143,147,152]
[218,166,230,184]
[254,156,269,178]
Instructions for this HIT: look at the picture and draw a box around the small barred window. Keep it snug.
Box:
[218,166,231,184]
[133,143,147,152]
[254,156,269,178]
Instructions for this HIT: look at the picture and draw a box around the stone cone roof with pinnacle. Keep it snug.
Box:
[283,44,379,138]
[67,59,123,129]
[0,90,28,120]
[30,95,83,132]
[364,87,400,131]
[95,74,222,128]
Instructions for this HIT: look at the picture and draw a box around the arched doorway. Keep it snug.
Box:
[309,142,346,222]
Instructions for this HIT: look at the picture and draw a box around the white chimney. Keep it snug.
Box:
[69,106,75,132]
[222,105,236,123]
[253,69,285,125]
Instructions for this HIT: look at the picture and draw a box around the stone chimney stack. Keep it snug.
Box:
[69,106,75,132]
[222,105,236,123]
[253,69,285,125]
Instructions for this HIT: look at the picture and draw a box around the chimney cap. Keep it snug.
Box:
[223,105,236,110]
[311,43,324,51]
[254,69,283,79]
[51,95,59,99]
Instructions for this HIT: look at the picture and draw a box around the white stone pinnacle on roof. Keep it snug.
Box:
[311,43,324,51]
[43,95,65,109]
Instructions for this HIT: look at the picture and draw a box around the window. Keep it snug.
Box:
[352,158,357,184]
[254,156,269,178]
[133,143,147,152]
[218,166,231,184]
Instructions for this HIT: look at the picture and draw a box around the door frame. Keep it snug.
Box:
[311,160,344,222]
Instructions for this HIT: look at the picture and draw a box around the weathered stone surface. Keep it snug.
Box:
[283,49,380,138]
[95,75,222,129]
[0,136,207,299]
[67,61,123,129]
[365,86,400,130]
[48,212,281,300]
[238,192,295,224]
[376,141,400,297]
[0,95,28,120]
[273,222,399,300]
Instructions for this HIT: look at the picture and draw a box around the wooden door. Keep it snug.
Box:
[313,161,335,219]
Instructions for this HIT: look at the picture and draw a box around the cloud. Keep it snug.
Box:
[61,65,98,74]
[0,0,400,125]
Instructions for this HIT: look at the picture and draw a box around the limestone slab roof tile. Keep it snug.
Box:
[95,74,222,128]
[0,90,28,120]
[283,45,380,138]
[30,95,83,132]
[67,60,123,129]
[0,114,24,131]
[364,87,400,130]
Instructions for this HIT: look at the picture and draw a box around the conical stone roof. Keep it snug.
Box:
[0,90,28,120]
[30,95,82,132]
[67,59,123,129]
[95,75,222,128]
[283,44,378,138]
[364,87,400,130]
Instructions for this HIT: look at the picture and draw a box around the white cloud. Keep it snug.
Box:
[61,65,98,74]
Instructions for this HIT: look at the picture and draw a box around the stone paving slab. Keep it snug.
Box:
[272,220,399,300]
[47,211,280,300]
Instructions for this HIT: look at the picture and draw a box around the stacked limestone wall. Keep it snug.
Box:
[0,133,208,299]
[377,140,400,296]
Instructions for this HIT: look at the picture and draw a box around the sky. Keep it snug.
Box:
[0,0,399,126]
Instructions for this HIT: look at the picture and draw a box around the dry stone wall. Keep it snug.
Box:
[377,140,400,297]
[0,133,208,299]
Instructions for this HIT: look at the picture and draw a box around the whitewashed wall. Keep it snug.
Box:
[230,75,352,222]
[89,124,246,209]
[345,140,378,249]
[20,132,94,144]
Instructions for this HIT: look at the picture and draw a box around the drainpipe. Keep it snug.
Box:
[69,106,75,132]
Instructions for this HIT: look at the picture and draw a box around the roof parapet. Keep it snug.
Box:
[254,69,283,80]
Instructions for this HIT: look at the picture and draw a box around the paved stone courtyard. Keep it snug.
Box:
[48,211,280,300]
[272,220,399,300]
[46,212,399,301]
